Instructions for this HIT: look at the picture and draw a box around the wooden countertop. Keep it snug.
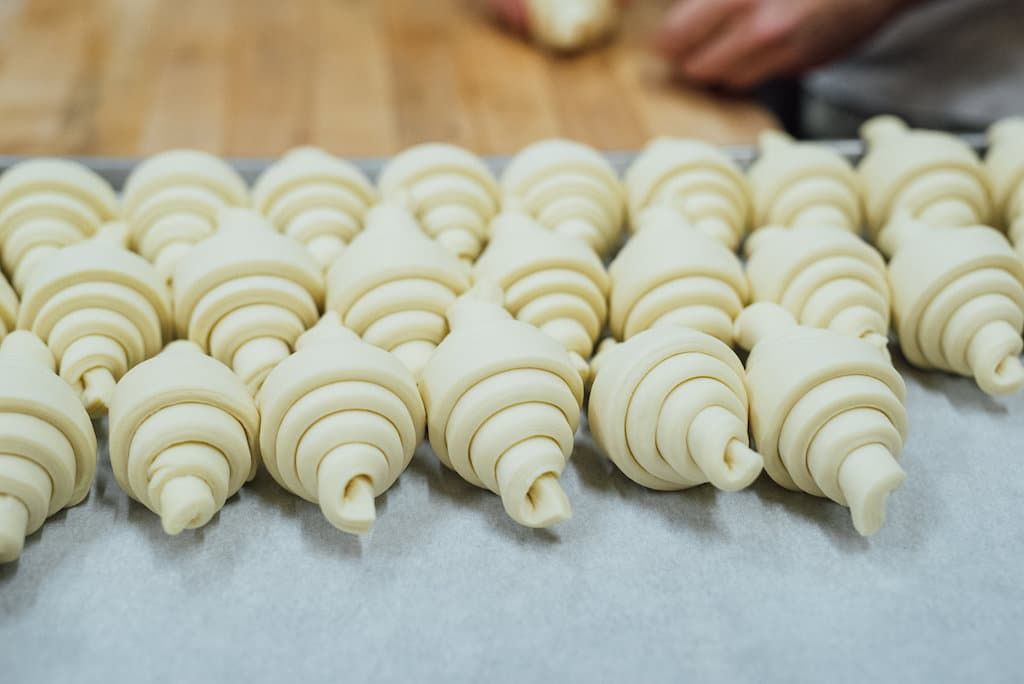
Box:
[0,0,776,158]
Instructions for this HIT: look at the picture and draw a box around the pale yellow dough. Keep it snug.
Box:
[258,312,426,535]
[122,149,249,282]
[860,116,993,254]
[419,284,584,528]
[0,331,96,563]
[326,205,471,377]
[500,139,625,255]
[624,138,750,250]
[986,117,1024,251]
[886,220,1024,396]
[173,208,324,394]
[0,158,118,292]
[475,212,610,380]
[251,146,377,271]
[377,143,500,262]
[735,303,907,537]
[17,223,173,416]
[108,341,259,535]
[0,272,17,340]
[745,225,890,350]
[607,206,748,345]
[748,130,863,232]
[588,327,763,492]
[527,0,619,51]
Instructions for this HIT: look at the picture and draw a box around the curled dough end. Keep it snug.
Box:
[838,443,905,537]
[0,495,28,564]
[497,438,571,528]
[968,320,1024,396]
[701,440,764,493]
[159,475,218,535]
[320,475,376,536]
[82,367,117,418]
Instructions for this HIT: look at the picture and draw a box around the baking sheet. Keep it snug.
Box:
[1,145,1022,684]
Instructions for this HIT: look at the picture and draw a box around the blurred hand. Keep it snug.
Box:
[656,0,919,89]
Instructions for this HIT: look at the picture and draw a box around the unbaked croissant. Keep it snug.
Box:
[108,341,259,535]
[500,139,624,255]
[173,208,324,394]
[744,225,890,350]
[624,137,750,250]
[0,272,17,340]
[986,117,1024,251]
[0,331,96,563]
[735,303,907,536]
[258,312,425,534]
[526,0,619,51]
[326,205,471,377]
[0,158,118,292]
[860,116,993,254]
[419,284,584,528]
[474,212,609,380]
[378,143,500,262]
[607,206,748,345]
[588,326,763,492]
[122,149,248,282]
[748,130,863,232]
[17,223,173,416]
[251,146,376,270]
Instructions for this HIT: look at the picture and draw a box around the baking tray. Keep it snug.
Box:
[1,140,1021,684]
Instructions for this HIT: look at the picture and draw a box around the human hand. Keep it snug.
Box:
[655,0,919,89]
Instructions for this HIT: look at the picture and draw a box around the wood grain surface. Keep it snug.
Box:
[0,0,777,157]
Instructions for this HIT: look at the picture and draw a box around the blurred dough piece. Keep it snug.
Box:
[527,0,619,51]
[108,341,259,535]
[986,117,1024,250]
[0,273,17,340]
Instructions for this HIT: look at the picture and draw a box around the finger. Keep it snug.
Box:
[675,16,755,83]
[654,0,735,61]
[492,0,530,33]
[720,43,799,89]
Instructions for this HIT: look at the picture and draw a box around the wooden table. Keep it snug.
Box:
[0,0,776,158]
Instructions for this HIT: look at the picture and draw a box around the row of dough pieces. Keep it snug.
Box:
[1,116,1023,563]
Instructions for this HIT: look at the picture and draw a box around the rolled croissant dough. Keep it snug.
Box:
[526,0,619,51]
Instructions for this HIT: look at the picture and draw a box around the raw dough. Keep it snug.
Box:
[0,273,17,340]
[735,302,907,536]
[607,206,748,345]
[588,326,763,492]
[326,205,471,377]
[986,117,1024,251]
[500,138,624,255]
[748,130,863,232]
[122,150,249,282]
[17,222,173,416]
[377,143,500,262]
[886,219,1024,396]
[107,341,259,535]
[526,0,619,51]
[0,158,118,292]
[258,312,426,535]
[0,331,96,563]
[744,225,890,350]
[860,116,993,254]
[251,146,377,271]
[419,283,584,528]
[624,137,750,250]
[474,212,610,380]
[173,208,325,394]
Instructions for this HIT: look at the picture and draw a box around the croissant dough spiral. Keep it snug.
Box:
[17,223,173,416]
[500,139,624,255]
[419,285,584,528]
[173,208,324,394]
[735,303,907,536]
[986,117,1024,251]
[608,206,748,345]
[0,273,17,340]
[624,138,750,249]
[588,327,763,492]
[122,149,248,281]
[0,158,118,292]
[108,341,259,535]
[258,313,425,534]
[0,332,96,563]
[475,212,609,378]
[887,222,1024,395]
[748,130,863,232]
[860,116,993,254]
[745,225,890,349]
[326,205,471,376]
[251,146,376,270]
[378,143,500,262]
[526,0,619,51]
